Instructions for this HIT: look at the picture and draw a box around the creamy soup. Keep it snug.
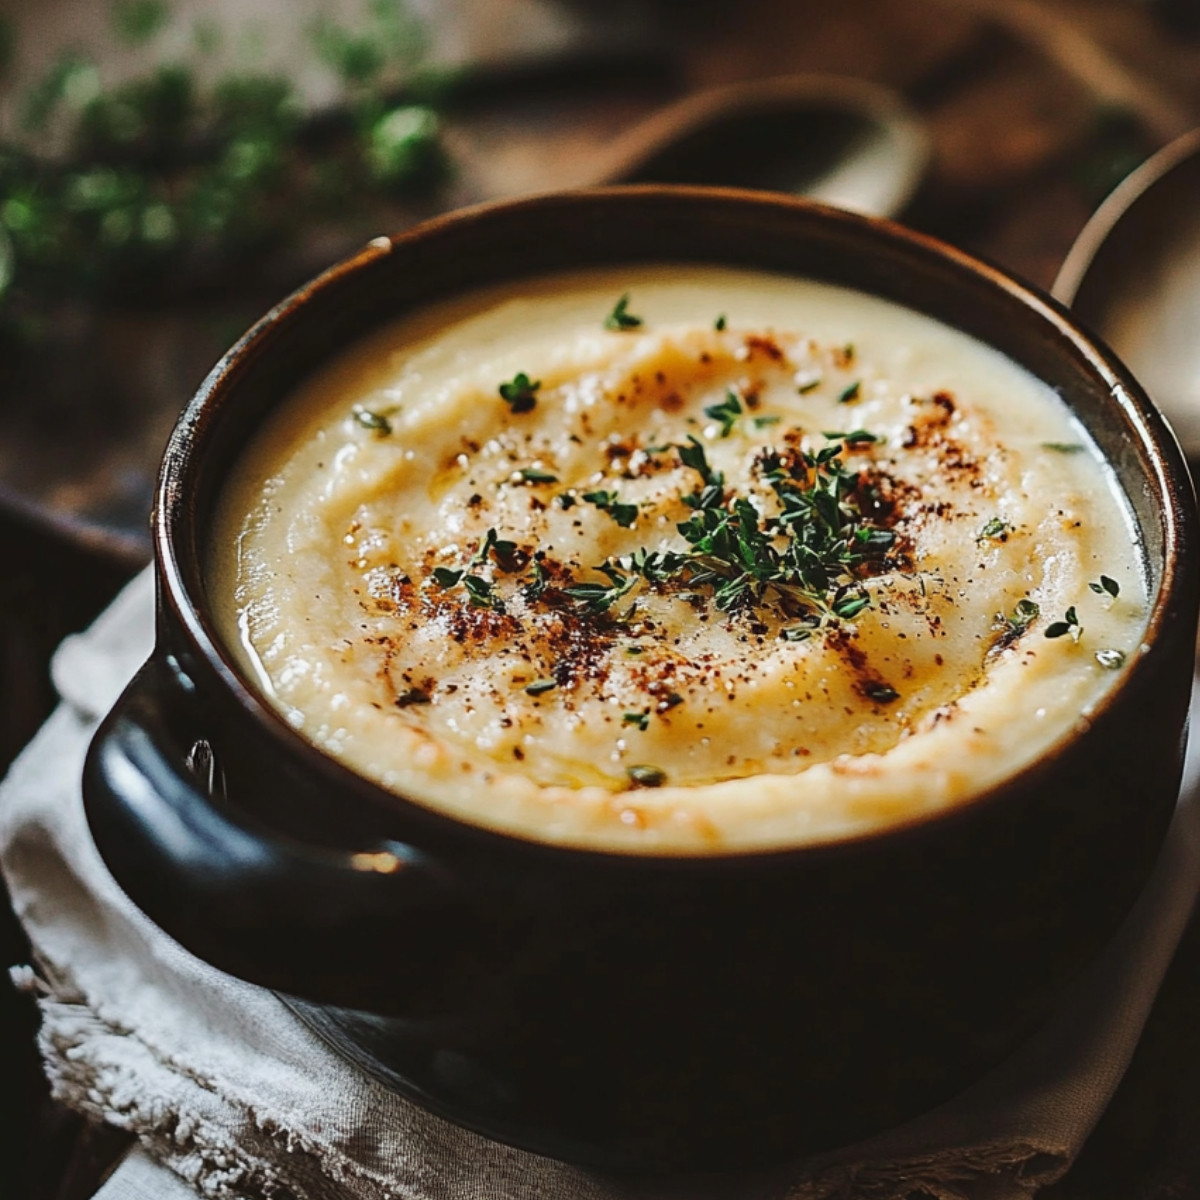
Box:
[212,265,1147,852]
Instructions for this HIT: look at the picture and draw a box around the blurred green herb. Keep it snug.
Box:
[0,0,447,331]
[582,488,639,528]
[113,0,170,46]
[976,517,1012,543]
[704,389,743,437]
[499,372,540,413]
[627,764,666,788]
[604,293,643,331]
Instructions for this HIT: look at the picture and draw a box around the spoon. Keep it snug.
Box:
[1053,128,1200,458]
[578,74,930,219]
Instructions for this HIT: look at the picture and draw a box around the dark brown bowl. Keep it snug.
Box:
[83,188,1198,1171]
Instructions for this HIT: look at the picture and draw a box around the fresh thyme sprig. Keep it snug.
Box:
[976,517,1012,543]
[431,433,896,630]
[352,405,394,437]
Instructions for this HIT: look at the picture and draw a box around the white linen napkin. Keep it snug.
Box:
[3,567,1199,1200]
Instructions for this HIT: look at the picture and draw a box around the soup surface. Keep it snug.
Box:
[212,265,1147,851]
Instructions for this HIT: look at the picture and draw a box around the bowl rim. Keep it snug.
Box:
[154,184,1198,864]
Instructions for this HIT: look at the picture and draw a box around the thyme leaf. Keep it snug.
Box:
[499,372,540,413]
[1089,575,1120,599]
[976,517,1012,543]
[704,389,743,437]
[462,574,504,611]
[1045,605,1082,642]
[582,489,639,528]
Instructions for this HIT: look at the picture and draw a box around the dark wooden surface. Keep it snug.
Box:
[3,1,1200,1196]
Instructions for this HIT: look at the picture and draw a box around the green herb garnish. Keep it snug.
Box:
[1010,598,1040,630]
[1042,442,1085,454]
[862,681,899,704]
[564,561,638,613]
[623,711,650,731]
[797,375,822,394]
[976,517,1012,543]
[714,313,727,331]
[704,389,743,438]
[604,293,643,331]
[582,489,639,528]
[837,381,861,404]
[752,415,781,428]
[353,405,393,436]
[431,566,463,588]
[525,678,557,696]
[823,429,878,445]
[462,574,504,611]
[499,372,540,413]
[518,467,558,484]
[430,529,516,607]
[780,623,816,642]
[677,435,723,488]
[993,597,1040,649]
[113,0,170,45]
[1045,606,1083,642]
[1089,575,1120,599]
[627,764,666,788]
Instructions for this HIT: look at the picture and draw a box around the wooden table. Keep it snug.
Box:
[3,1,1200,1194]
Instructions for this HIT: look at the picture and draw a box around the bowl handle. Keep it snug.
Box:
[83,656,474,1013]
